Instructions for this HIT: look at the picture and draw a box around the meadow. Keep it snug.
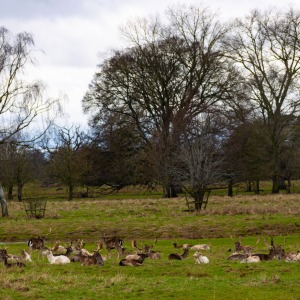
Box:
[0,190,299,299]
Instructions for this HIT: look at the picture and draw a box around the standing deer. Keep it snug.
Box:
[27,236,48,259]
[98,236,124,259]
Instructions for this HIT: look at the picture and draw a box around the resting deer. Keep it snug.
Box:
[252,237,285,261]
[168,248,189,260]
[3,256,25,268]
[173,242,193,250]
[81,250,104,266]
[119,253,148,266]
[193,251,209,264]
[230,236,260,254]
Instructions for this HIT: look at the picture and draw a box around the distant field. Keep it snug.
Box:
[0,193,299,299]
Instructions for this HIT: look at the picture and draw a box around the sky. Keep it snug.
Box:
[1,0,298,128]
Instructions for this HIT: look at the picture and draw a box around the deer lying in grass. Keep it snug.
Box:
[284,251,300,262]
[191,244,210,251]
[252,237,285,261]
[0,249,8,262]
[3,256,25,268]
[43,250,70,264]
[168,248,189,260]
[132,239,161,260]
[7,249,32,263]
[230,236,260,254]
[173,242,193,250]
[81,250,104,266]
[193,251,209,264]
[240,255,260,263]
[119,253,148,266]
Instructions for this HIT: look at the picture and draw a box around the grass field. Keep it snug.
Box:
[0,193,299,299]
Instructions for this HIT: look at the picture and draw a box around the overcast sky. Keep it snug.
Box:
[1,0,298,127]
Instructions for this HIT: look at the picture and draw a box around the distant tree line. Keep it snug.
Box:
[1,5,300,216]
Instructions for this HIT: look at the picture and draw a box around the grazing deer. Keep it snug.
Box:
[230,236,260,254]
[168,248,189,260]
[98,236,124,259]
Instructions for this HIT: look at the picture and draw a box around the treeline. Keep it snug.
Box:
[1,5,300,209]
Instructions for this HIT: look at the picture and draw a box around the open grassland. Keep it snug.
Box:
[0,194,299,299]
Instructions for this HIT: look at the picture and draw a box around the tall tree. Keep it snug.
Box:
[224,8,300,193]
[0,27,62,216]
[83,5,233,197]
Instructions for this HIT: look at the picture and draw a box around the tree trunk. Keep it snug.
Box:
[0,183,9,217]
[228,179,233,197]
[163,185,177,198]
[68,185,74,201]
[17,182,23,202]
[193,190,205,211]
[272,175,280,194]
[8,185,13,200]
[254,180,260,195]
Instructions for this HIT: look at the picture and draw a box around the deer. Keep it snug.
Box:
[98,236,124,259]
[240,255,261,263]
[173,242,193,250]
[27,236,48,259]
[230,236,260,254]
[81,250,104,266]
[3,256,25,268]
[193,251,209,264]
[133,239,161,260]
[251,237,285,261]
[43,249,70,264]
[119,253,148,266]
[168,248,189,260]
[0,249,8,262]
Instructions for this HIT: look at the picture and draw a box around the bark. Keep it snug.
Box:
[0,183,9,217]
[17,182,23,202]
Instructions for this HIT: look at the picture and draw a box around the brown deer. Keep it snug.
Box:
[230,236,260,254]
[251,237,285,261]
[168,248,189,260]
[27,236,48,259]
[81,250,104,266]
[98,236,124,259]
[3,256,25,268]
[173,242,193,250]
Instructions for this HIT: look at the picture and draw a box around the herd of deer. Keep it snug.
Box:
[0,235,299,268]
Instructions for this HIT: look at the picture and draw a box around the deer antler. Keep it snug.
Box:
[264,237,272,249]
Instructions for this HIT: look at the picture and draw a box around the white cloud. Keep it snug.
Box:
[1,0,298,127]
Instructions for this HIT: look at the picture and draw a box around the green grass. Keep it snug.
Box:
[0,193,300,299]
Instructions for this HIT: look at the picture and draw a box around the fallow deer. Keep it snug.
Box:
[168,248,189,260]
[98,236,124,259]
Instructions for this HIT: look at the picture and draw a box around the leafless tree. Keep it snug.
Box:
[177,116,223,209]
[224,8,300,193]
[45,125,89,200]
[0,27,62,216]
[83,5,234,197]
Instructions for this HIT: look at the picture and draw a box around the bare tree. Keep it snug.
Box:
[46,125,89,200]
[224,8,300,193]
[177,116,223,210]
[0,27,62,216]
[83,5,233,197]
